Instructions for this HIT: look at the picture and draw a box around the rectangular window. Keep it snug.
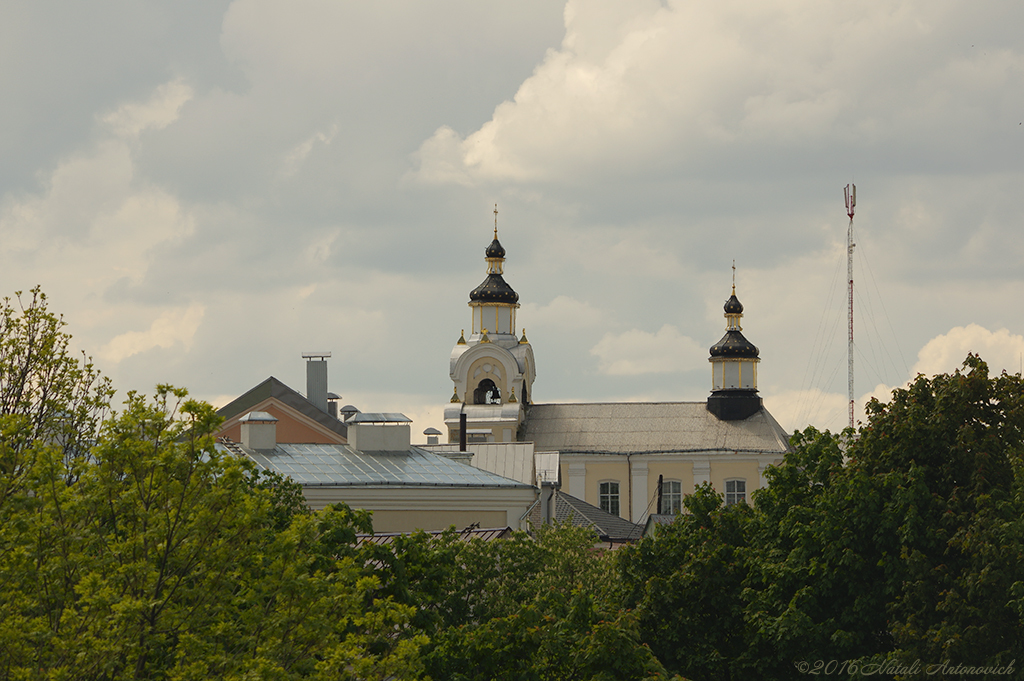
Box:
[725,479,746,506]
[662,480,682,515]
[599,481,620,517]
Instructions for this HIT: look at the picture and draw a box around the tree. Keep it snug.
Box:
[371,524,681,681]
[619,356,1024,680]
[0,287,113,485]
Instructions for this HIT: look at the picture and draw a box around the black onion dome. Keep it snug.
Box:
[724,294,743,314]
[470,274,519,304]
[485,237,506,259]
[709,330,759,358]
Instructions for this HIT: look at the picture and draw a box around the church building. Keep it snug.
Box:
[444,212,791,525]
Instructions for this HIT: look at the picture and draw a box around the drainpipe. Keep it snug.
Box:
[459,412,467,452]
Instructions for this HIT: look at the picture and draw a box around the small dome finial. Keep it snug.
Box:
[731,259,736,295]
[451,385,461,403]
[494,203,498,239]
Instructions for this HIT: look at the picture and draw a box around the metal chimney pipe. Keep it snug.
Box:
[459,412,467,452]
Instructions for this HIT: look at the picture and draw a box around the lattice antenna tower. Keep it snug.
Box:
[844,184,856,430]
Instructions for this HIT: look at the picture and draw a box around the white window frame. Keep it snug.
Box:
[725,479,746,506]
[662,479,682,515]
[599,481,620,517]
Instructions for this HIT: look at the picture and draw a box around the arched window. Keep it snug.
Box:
[473,378,501,405]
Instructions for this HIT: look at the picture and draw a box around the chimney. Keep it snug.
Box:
[459,412,467,452]
[302,352,330,413]
[240,411,277,450]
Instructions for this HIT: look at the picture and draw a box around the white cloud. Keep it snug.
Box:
[912,324,1024,377]
[591,324,703,375]
[414,0,1024,184]
[100,304,206,363]
[101,78,193,139]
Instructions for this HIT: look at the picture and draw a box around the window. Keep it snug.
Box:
[661,480,682,515]
[725,479,746,506]
[599,481,620,517]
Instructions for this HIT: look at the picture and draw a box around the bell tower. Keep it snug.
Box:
[444,207,536,443]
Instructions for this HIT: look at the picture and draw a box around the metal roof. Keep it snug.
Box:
[348,412,412,424]
[520,402,791,455]
[218,441,533,489]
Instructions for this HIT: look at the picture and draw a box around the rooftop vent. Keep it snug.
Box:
[347,413,412,452]
[240,411,277,450]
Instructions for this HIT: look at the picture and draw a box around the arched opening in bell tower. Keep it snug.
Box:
[473,378,501,405]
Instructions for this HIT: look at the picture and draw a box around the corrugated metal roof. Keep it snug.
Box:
[348,412,412,423]
[217,441,533,489]
[520,402,791,455]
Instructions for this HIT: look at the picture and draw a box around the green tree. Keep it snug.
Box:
[619,484,754,681]
[620,356,1024,680]
[373,524,679,680]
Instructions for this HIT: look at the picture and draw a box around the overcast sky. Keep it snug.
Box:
[3,0,1024,437]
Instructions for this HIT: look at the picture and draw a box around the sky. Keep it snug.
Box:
[3,0,1024,438]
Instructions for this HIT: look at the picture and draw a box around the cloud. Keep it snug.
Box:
[414,0,1024,184]
[280,124,339,178]
[591,324,704,375]
[519,295,605,332]
[101,78,193,139]
[780,325,1024,433]
[912,324,1024,377]
[100,304,206,363]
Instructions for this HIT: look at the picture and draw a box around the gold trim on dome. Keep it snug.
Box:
[457,329,466,345]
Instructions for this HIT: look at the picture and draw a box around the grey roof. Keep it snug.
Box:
[217,440,534,489]
[520,402,791,455]
[217,376,347,439]
[537,491,643,542]
[348,412,412,423]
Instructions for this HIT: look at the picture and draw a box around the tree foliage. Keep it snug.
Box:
[620,355,1024,680]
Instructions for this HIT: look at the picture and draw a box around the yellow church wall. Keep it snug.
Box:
[710,460,761,494]
[467,358,508,400]
[583,461,630,515]
[645,462,696,500]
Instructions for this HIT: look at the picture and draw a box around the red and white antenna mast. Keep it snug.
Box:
[844,184,856,430]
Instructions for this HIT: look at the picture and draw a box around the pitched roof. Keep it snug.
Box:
[217,376,347,440]
[530,491,644,542]
[520,402,791,455]
[217,440,534,489]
